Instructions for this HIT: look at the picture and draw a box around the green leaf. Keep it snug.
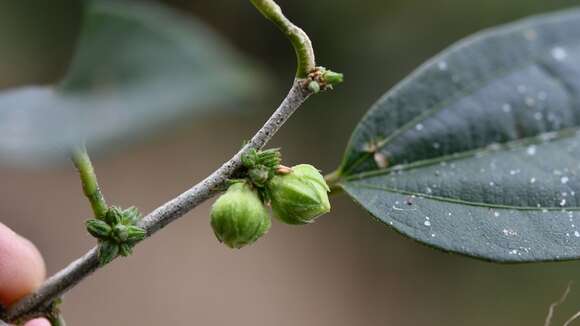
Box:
[337,8,580,262]
[0,0,262,164]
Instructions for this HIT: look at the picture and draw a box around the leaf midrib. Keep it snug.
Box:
[342,126,580,211]
[344,183,580,211]
[344,126,578,181]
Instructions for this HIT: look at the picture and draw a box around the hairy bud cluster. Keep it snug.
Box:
[86,206,146,266]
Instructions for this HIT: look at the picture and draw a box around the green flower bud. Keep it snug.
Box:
[125,225,147,242]
[104,207,123,225]
[113,224,129,242]
[267,164,331,225]
[210,182,271,249]
[308,81,320,93]
[98,241,119,266]
[86,219,112,239]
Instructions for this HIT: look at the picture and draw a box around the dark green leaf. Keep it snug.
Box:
[0,0,262,164]
[337,8,580,262]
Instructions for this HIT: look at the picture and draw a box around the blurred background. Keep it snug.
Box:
[1,0,580,325]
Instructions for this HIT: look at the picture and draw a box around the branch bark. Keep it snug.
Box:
[4,79,313,323]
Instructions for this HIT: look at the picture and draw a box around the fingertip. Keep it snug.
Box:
[0,223,46,306]
[24,318,51,326]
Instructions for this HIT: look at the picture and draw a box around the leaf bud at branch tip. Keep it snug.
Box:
[304,66,344,93]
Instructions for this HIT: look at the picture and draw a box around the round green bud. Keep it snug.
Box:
[210,182,271,249]
[267,164,331,225]
[308,81,321,93]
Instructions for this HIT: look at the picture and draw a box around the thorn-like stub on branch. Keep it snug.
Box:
[303,66,344,93]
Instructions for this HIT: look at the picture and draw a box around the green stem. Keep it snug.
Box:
[324,170,344,196]
[249,0,316,78]
[71,146,108,219]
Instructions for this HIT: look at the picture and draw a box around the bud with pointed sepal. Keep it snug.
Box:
[104,206,123,225]
[267,164,331,225]
[210,182,271,249]
[86,219,112,239]
[126,225,147,242]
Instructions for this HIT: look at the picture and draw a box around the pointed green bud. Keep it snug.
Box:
[125,225,147,242]
[210,182,271,249]
[98,241,119,266]
[323,70,344,85]
[104,207,123,225]
[86,219,112,239]
[267,164,331,225]
[308,81,320,93]
[119,243,133,257]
